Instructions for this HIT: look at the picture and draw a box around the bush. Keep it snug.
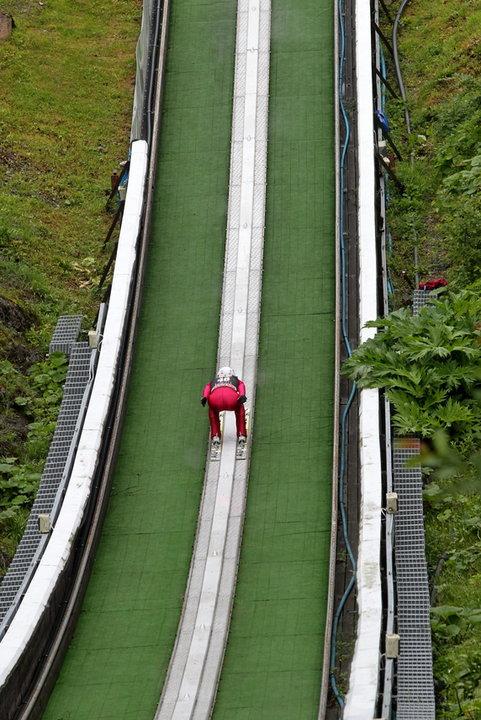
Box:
[342,287,481,443]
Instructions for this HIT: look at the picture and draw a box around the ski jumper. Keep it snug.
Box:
[202,373,247,439]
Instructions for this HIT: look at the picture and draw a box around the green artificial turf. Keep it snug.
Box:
[41,2,236,719]
[42,0,335,716]
[212,1,336,718]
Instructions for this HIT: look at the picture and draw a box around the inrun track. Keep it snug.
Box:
[41,1,335,719]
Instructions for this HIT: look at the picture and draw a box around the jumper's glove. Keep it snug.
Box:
[201,397,207,407]
[238,395,247,404]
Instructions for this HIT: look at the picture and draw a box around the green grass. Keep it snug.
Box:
[0,0,141,314]
[0,0,141,566]
[381,0,481,299]
[397,0,481,107]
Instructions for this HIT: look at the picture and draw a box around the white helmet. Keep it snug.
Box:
[218,366,235,376]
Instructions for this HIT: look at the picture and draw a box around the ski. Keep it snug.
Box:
[236,408,250,460]
[236,441,247,460]
[208,410,250,461]
[210,413,224,462]
[210,442,221,462]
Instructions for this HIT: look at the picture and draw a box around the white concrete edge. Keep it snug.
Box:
[0,139,149,686]
[343,0,383,717]
[344,389,383,719]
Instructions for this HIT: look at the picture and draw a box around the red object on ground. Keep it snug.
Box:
[418,278,448,291]
[202,376,247,439]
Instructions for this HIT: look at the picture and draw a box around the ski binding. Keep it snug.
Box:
[210,442,221,462]
[236,440,247,460]
[236,408,250,460]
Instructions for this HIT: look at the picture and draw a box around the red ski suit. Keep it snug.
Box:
[203,375,247,439]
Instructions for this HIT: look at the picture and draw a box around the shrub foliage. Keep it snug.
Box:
[342,287,481,442]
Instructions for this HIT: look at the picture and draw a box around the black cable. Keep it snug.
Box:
[142,0,164,145]
[392,0,412,134]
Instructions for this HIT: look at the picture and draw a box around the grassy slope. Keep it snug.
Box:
[0,0,140,316]
[0,0,141,567]
[385,0,481,300]
[383,2,481,717]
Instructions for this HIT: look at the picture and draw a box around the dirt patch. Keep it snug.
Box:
[0,296,36,332]
[0,13,14,40]
[0,412,29,455]
[0,146,33,173]
[5,342,42,372]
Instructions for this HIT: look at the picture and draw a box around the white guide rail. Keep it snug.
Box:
[343,0,383,717]
[0,141,149,689]
[154,2,271,718]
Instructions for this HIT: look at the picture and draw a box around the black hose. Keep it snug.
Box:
[142,0,164,145]
[392,0,412,134]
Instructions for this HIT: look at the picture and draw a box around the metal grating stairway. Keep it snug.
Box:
[0,330,93,637]
[49,315,83,355]
[393,439,435,719]
[412,289,433,316]
[391,288,435,718]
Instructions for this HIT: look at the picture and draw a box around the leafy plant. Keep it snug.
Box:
[420,430,481,493]
[342,288,481,442]
[0,457,41,521]
[442,154,481,196]
[0,351,67,569]
[17,351,68,414]
[425,489,481,719]
[431,605,481,640]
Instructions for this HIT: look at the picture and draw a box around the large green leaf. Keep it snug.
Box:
[342,287,481,440]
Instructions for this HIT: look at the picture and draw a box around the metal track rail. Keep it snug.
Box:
[154,2,271,717]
